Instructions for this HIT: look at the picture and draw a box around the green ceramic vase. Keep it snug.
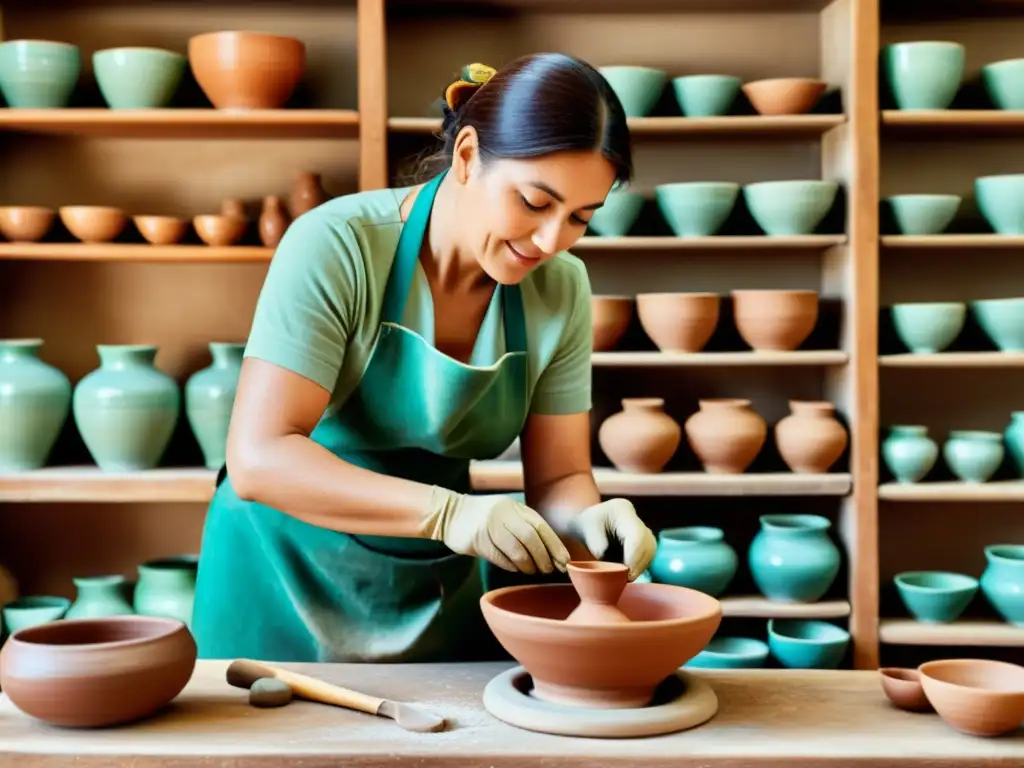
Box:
[1005,412,1024,478]
[881,425,938,483]
[65,574,135,619]
[73,344,180,471]
[942,430,1003,483]
[981,545,1024,625]
[133,555,198,628]
[0,339,72,471]
[748,514,840,602]
[649,526,738,596]
[185,342,244,470]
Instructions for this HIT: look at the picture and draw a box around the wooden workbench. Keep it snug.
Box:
[0,660,1021,766]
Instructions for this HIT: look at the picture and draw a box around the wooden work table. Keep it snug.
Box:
[0,660,1022,766]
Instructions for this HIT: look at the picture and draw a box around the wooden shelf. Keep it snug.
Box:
[572,235,847,251]
[390,0,841,12]
[881,235,1024,249]
[592,351,848,367]
[881,109,1024,136]
[0,109,360,139]
[879,352,1024,368]
[721,596,851,619]
[879,480,1024,501]
[0,468,216,503]
[0,244,273,263]
[879,619,1024,647]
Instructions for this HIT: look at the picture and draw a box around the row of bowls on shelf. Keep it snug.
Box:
[889,298,1024,355]
[884,176,1024,236]
[598,66,829,117]
[883,41,1024,111]
[892,545,1024,625]
[686,619,850,671]
[882,420,1024,484]
[593,289,821,354]
[591,180,839,238]
[0,32,305,110]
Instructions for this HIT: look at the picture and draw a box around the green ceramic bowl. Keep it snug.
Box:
[672,75,741,117]
[895,571,978,623]
[743,180,838,236]
[767,619,850,669]
[882,41,964,110]
[0,40,81,108]
[976,175,1024,235]
[890,302,966,353]
[588,188,644,237]
[885,194,961,235]
[686,637,769,669]
[655,182,739,236]
[93,47,186,109]
[2,595,70,635]
[972,297,1024,352]
[599,65,667,117]
[982,58,1024,110]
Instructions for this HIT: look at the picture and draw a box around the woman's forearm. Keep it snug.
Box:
[526,470,602,560]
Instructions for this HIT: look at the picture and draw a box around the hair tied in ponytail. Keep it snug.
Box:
[444,62,496,112]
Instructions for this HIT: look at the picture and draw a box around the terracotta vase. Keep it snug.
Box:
[0,339,71,471]
[565,561,630,625]
[684,398,766,474]
[597,398,681,473]
[259,196,289,247]
[290,172,327,218]
[591,295,633,351]
[775,400,848,473]
[636,292,720,352]
[731,289,819,351]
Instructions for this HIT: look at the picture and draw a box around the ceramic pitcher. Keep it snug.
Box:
[185,342,244,470]
[0,339,71,471]
[649,526,737,597]
[748,514,840,603]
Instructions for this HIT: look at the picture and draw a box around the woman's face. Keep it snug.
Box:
[450,128,618,285]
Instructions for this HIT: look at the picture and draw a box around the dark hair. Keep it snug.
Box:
[409,53,633,185]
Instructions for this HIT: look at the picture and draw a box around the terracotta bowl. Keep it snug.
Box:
[59,206,128,243]
[636,292,720,352]
[0,616,197,727]
[879,667,933,712]
[731,289,819,351]
[480,581,721,710]
[133,215,189,245]
[591,295,633,351]
[0,206,55,242]
[194,214,247,246]
[742,77,828,115]
[918,658,1024,737]
[188,31,305,110]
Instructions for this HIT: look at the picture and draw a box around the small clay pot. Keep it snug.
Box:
[918,659,1024,737]
[684,398,767,474]
[259,195,290,248]
[59,206,128,243]
[133,215,189,245]
[591,295,633,351]
[290,171,328,218]
[636,292,719,353]
[775,400,848,473]
[742,77,827,115]
[880,667,933,712]
[565,561,630,625]
[598,398,681,473]
[0,206,55,242]
[194,214,247,246]
[731,289,819,351]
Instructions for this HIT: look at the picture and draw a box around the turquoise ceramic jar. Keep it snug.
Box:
[650,526,737,597]
[73,345,180,471]
[65,574,135,619]
[749,514,840,602]
[1005,412,1024,477]
[0,339,71,471]
[980,545,1024,625]
[0,40,81,108]
[882,41,964,110]
[943,430,1004,483]
[882,425,938,483]
[133,556,198,627]
[185,342,244,470]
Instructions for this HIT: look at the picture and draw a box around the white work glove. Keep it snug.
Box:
[566,498,657,581]
[420,486,570,574]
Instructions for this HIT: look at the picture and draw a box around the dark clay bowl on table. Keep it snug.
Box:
[0,615,197,727]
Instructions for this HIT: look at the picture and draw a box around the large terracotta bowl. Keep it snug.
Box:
[591,295,633,351]
[731,289,819,351]
[918,658,1024,737]
[188,31,305,110]
[636,292,720,352]
[480,581,721,709]
[0,616,197,727]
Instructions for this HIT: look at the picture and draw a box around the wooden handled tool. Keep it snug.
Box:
[226,659,447,733]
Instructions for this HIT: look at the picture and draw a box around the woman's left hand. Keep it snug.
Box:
[568,498,657,581]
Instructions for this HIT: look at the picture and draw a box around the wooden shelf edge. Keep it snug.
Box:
[0,467,217,502]
[882,235,1024,248]
[879,619,1024,646]
[878,480,1024,501]
[879,352,1024,367]
[0,244,273,262]
[881,109,1024,134]
[722,596,851,619]
[592,351,848,366]
[573,235,847,250]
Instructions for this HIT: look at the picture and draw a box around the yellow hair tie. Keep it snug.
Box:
[445,62,496,110]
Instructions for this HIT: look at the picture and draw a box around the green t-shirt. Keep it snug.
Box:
[243,185,593,418]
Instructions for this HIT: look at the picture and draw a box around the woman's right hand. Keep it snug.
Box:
[420,488,571,574]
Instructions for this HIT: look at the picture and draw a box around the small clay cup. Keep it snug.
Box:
[0,206,55,242]
[59,206,128,243]
[918,658,1024,737]
[636,292,720,353]
[591,295,633,351]
[742,77,827,115]
[133,215,189,245]
[194,214,247,246]
[565,561,630,625]
[879,667,933,712]
[731,289,819,351]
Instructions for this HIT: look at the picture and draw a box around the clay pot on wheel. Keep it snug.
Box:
[775,400,848,473]
[684,399,766,474]
[636,292,719,352]
[731,289,819,351]
[591,296,633,351]
[598,398,681,473]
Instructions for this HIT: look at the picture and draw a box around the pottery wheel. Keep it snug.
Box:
[482,666,718,738]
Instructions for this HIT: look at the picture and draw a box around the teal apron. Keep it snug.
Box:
[191,170,533,662]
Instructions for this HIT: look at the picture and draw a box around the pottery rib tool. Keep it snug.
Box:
[226,658,447,733]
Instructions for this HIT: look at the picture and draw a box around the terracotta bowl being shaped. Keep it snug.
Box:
[188,31,305,110]
[636,292,720,352]
[918,659,1024,737]
[480,581,721,710]
[591,295,633,351]
[742,77,827,115]
[58,206,128,243]
[133,215,190,245]
[731,289,819,351]
[0,206,55,242]
[0,616,197,728]
[194,214,247,246]
[879,667,933,713]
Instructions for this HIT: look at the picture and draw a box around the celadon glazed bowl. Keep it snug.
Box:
[93,47,186,108]
[882,41,964,110]
[767,619,850,669]
[982,58,1024,110]
[894,571,978,623]
[885,194,961,235]
[655,182,739,236]
[976,175,1024,235]
[743,180,838,236]
[0,40,81,108]
[890,301,965,353]
[685,636,769,669]
[599,66,666,117]
[972,297,1024,352]
[588,188,644,237]
[672,74,741,117]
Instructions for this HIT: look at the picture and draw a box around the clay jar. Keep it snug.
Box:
[649,527,738,597]
[259,196,289,247]
[290,171,328,218]
[748,514,841,603]
[731,289,819,351]
[65,574,134,619]
[133,555,198,629]
[185,342,245,470]
[591,295,633,351]
[775,400,848,473]
[565,561,630,624]
[684,399,767,474]
[0,339,71,471]
[636,292,719,352]
[598,398,681,473]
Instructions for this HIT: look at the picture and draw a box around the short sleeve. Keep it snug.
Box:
[529,259,593,415]
[243,212,362,392]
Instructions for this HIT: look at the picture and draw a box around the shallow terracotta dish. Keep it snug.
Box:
[59,206,128,243]
[480,561,721,709]
[731,289,819,351]
[0,616,197,727]
[194,214,247,246]
[742,77,827,115]
[0,206,55,242]
[879,667,932,712]
[188,31,305,110]
[133,215,190,245]
[591,295,633,351]
[636,292,720,352]
[918,658,1024,737]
